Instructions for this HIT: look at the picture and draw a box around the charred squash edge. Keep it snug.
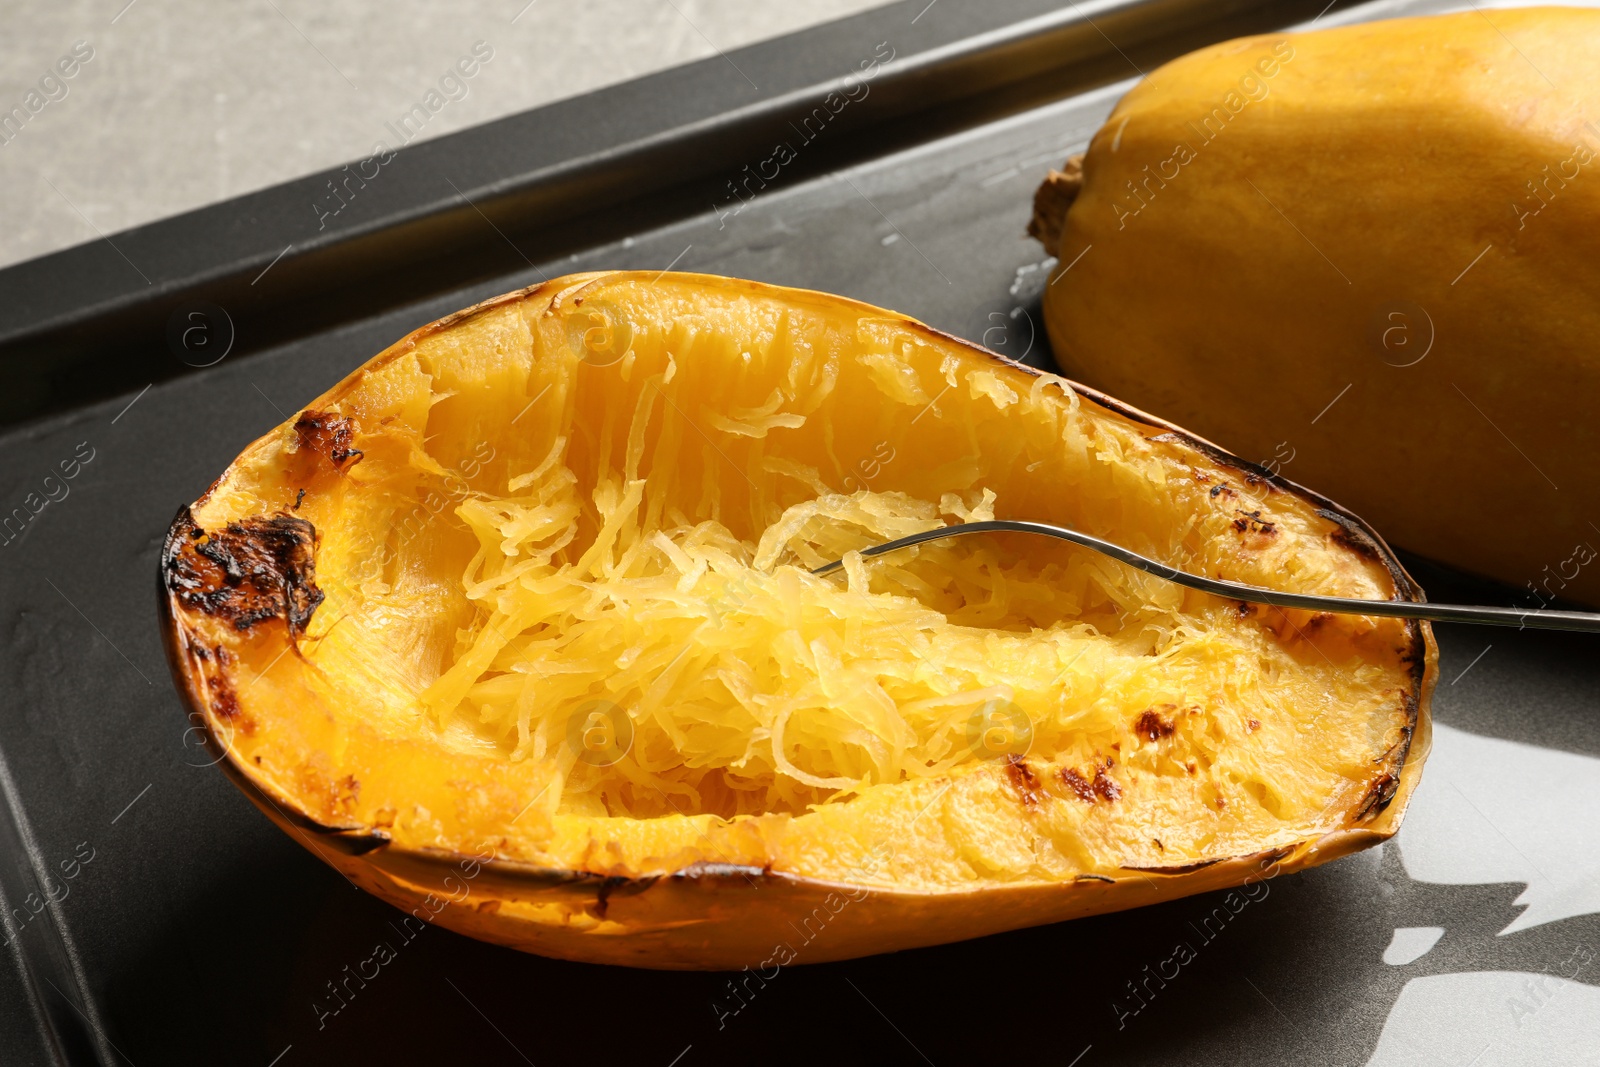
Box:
[157,272,1435,943]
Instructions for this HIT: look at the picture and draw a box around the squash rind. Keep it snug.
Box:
[1037,6,1600,604]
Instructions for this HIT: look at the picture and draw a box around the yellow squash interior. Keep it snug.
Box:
[184,272,1422,892]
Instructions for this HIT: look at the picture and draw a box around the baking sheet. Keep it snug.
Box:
[1,1,1597,1063]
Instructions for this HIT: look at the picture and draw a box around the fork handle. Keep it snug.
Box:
[810,519,1600,634]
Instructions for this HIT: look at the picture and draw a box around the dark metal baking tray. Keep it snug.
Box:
[2,0,1596,1064]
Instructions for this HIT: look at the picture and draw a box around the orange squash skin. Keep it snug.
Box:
[1035,7,1600,605]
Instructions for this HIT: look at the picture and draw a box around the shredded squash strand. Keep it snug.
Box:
[420,389,1270,820]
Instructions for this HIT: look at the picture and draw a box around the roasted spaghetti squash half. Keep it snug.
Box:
[160,272,1433,969]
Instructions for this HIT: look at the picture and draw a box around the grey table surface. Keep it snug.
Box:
[0,0,892,271]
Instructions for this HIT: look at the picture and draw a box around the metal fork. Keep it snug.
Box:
[810,519,1600,633]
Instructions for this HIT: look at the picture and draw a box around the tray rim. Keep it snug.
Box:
[0,0,1322,434]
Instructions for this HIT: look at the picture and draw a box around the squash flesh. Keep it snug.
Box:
[178,271,1427,889]
[177,274,1423,895]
